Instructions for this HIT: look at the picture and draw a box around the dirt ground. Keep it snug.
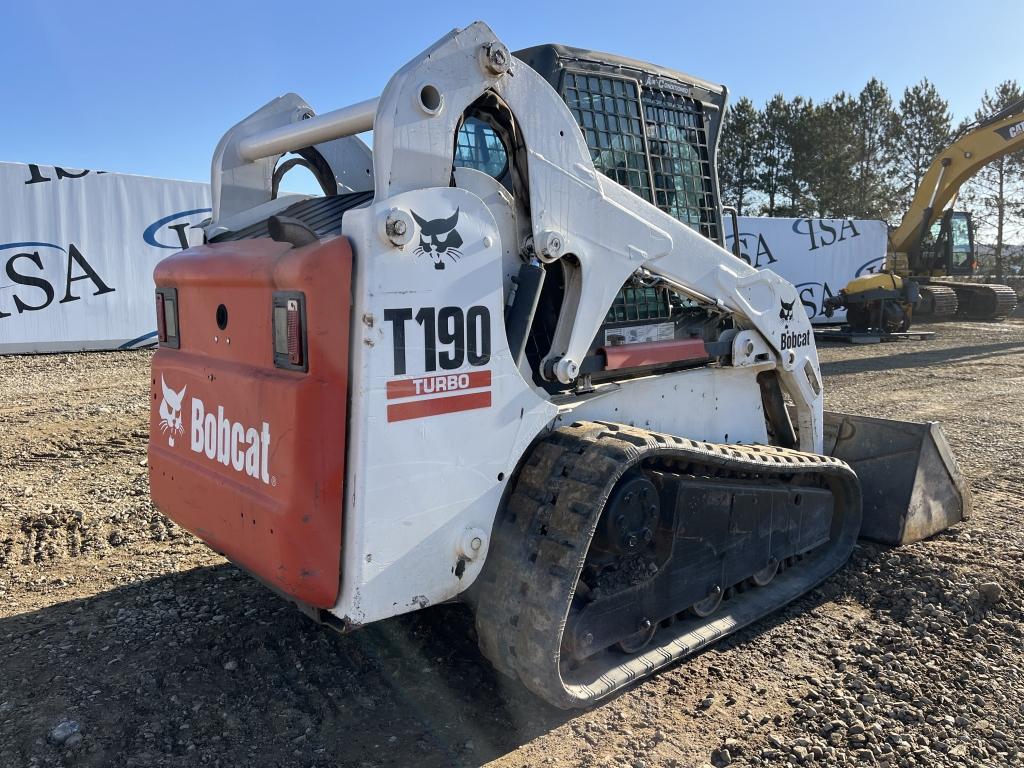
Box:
[1,319,1022,768]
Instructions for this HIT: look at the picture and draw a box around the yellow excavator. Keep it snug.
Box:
[827,97,1023,331]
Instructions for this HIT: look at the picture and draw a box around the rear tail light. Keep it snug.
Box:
[155,287,180,348]
[156,293,165,341]
[286,301,302,364]
[273,292,308,371]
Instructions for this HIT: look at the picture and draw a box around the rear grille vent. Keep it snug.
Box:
[211,190,373,243]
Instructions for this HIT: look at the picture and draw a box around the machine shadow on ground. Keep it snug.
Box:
[0,538,936,768]
[819,339,1024,377]
[0,563,574,767]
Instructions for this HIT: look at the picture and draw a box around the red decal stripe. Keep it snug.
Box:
[386,369,492,400]
[387,391,492,422]
[601,339,708,370]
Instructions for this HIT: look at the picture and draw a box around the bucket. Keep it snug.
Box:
[822,411,971,546]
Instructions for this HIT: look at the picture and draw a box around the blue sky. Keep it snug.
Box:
[2,1,1022,183]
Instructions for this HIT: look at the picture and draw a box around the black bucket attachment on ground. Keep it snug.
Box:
[822,411,971,546]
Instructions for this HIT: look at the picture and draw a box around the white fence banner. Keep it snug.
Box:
[725,217,889,323]
[0,162,211,353]
[1,166,891,353]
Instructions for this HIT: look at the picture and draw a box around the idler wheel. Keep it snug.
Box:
[691,585,723,617]
[750,558,779,587]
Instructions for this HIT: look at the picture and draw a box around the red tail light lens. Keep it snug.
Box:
[155,288,179,348]
[156,293,166,342]
[286,300,302,365]
[273,292,307,371]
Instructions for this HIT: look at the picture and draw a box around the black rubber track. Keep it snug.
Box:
[938,281,1019,321]
[917,285,959,318]
[473,420,862,709]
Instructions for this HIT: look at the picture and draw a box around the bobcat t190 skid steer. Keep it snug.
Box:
[148,22,969,708]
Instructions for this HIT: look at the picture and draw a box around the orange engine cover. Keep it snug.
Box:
[149,236,351,609]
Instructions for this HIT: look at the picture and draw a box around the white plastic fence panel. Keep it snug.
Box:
[0,162,211,353]
[724,217,889,323]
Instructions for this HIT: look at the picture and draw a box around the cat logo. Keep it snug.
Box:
[412,209,464,270]
[779,298,795,322]
[158,375,187,447]
[995,120,1024,141]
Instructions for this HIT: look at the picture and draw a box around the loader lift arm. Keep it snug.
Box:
[208,23,828,453]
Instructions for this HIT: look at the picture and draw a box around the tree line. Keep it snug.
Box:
[717,78,1024,275]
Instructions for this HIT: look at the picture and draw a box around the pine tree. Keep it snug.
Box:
[797,95,858,218]
[960,81,1024,278]
[849,78,901,220]
[718,97,760,216]
[896,79,952,208]
[754,94,793,216]
[779,96,814,216]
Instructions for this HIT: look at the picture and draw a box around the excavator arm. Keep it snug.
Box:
[894,96,1024,261]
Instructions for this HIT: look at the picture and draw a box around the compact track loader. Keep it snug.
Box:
[148,22,969,708]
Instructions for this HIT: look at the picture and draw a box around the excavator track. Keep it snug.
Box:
[916,285,959,318]
[935,281,1018,321]
[473,421,861,709]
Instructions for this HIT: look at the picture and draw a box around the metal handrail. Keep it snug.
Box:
[238,98,379,161]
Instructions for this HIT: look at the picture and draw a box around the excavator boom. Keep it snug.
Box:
[833,96,1024,327]
[894,96,1024,258]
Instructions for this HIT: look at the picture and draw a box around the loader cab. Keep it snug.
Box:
[920,210,977,276]
[514,44,729,247]
[467,45,733,394]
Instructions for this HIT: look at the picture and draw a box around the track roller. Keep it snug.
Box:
[691,586,723,618]
[750,559,780,587]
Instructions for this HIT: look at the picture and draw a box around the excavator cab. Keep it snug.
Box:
[920,210,977,276]
[910,208,1015,319]
[947,211,977,275]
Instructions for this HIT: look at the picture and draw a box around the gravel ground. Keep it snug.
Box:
[1,318,1022,767]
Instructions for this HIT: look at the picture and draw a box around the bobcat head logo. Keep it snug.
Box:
[779,298,795,322]
[158,375,187,447]
[412,209,463,270]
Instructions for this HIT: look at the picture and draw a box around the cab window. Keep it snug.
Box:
[454,117,508,179]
